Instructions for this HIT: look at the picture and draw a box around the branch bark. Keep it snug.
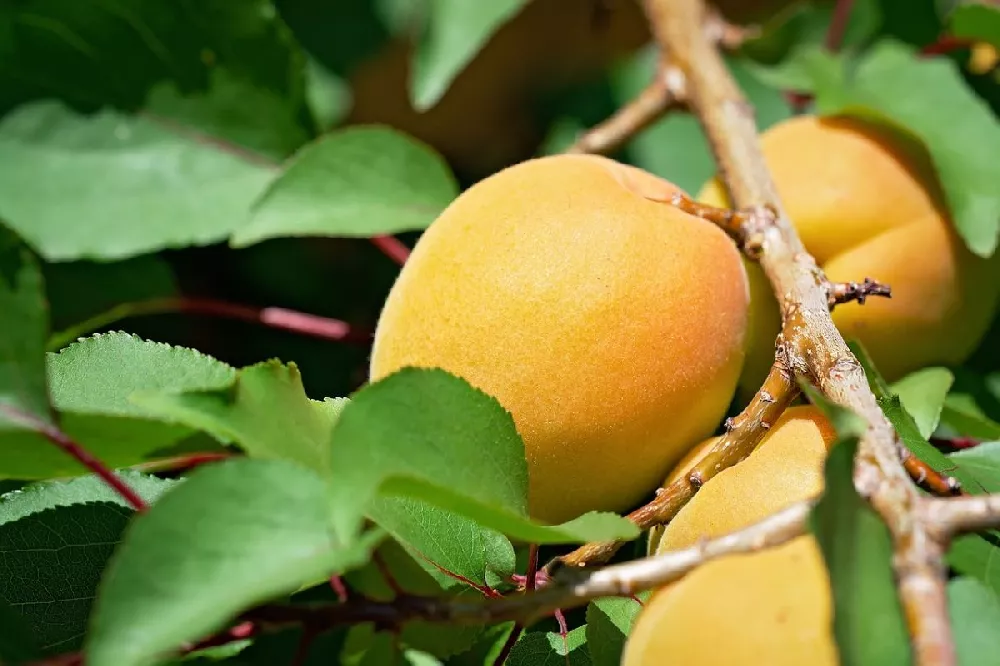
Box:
[644,0,954,663]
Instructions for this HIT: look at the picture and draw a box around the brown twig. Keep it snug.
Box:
[666,191,768,253]
[925,494,1000,536]
[827,277,892,308]
[0,406,148,512]
[554,354,797,569]
[32,505,801,665]
[241,500,808,630]
[565,69,683,155]
[642,0,956,662]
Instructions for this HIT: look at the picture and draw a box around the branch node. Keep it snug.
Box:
[828,277,892,308]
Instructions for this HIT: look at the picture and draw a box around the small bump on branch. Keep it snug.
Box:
[666,192,773,256]
[827,277,892,308]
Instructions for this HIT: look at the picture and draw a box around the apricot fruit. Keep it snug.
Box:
[369,154,750,524]
[699,114,1000,392]
[624,405,839,666]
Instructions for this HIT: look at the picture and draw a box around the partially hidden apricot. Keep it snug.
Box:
[370,154,750,524]
[699,114,1000,393]
[623,405,839,666]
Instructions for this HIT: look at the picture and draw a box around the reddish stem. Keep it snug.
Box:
[492,623,524,666]
[930,436,982,451]
[824,0,856,52]
[373,551,407,596]
[525,545,539,593]
[329,576,350,602]
[0,406,147,511]
[370,235,411,265]
[51,296,373,350]
[921,36,974,57]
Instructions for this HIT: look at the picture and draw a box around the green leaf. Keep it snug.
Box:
[86,459,384,666]
[368,495,516,588]
[809,437,912,666]
[586,597,646,666]
[410,0,530,111]
[0,471,179,525]
[743,45,846,95]
[328,368,639,546]
[0,224,53,430]
[813,40,1000,257]
[949,577,1000,666]
[850,341,981,491]
[232,127,458,247]
[949,2,1000,48]
[0,333,236,479]
[948,535,1000,597]
[145,68,309,162]
[507,626,590,666]
[133,360,337,474]
[0,101,273,262]
[44,255,177,337]
[950,442,1000,493]
[941,394,1000,440]
[0,0,303,115]
[741,0,881,63]
[0,502,135,655]
[448,622,516,666]
[304,58,352,131]
[0,597,42,664]
[614,47,792,194]
[0,473,174,657]
[892,368,955,439]
[798,378,869,439]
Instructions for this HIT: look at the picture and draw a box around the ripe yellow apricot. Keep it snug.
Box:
[624,406,838,666]
[699,114,1000,390]
[370,154,750,524]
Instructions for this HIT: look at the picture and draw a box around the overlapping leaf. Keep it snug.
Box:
[0,102,273,261]
[0,473,175,656]
[232,127,458,247]
[410,0,530,111]
[86,459,384,666]
[328,368,639,546]
[0,333,235,478]
[0,225,52,431]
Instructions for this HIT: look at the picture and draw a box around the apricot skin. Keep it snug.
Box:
[370,154,750,525]
[699,114,1000,390]
[623,406,839,666]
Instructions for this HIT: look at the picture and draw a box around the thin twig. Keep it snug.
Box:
[0,406,147,511]
[48,297,373,351]
[827,277,892,308]
[925,494,1000,536]
[824,0,857,51]
[565,69,683,155]
[554,356,797,569]
[240,501,808,629]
